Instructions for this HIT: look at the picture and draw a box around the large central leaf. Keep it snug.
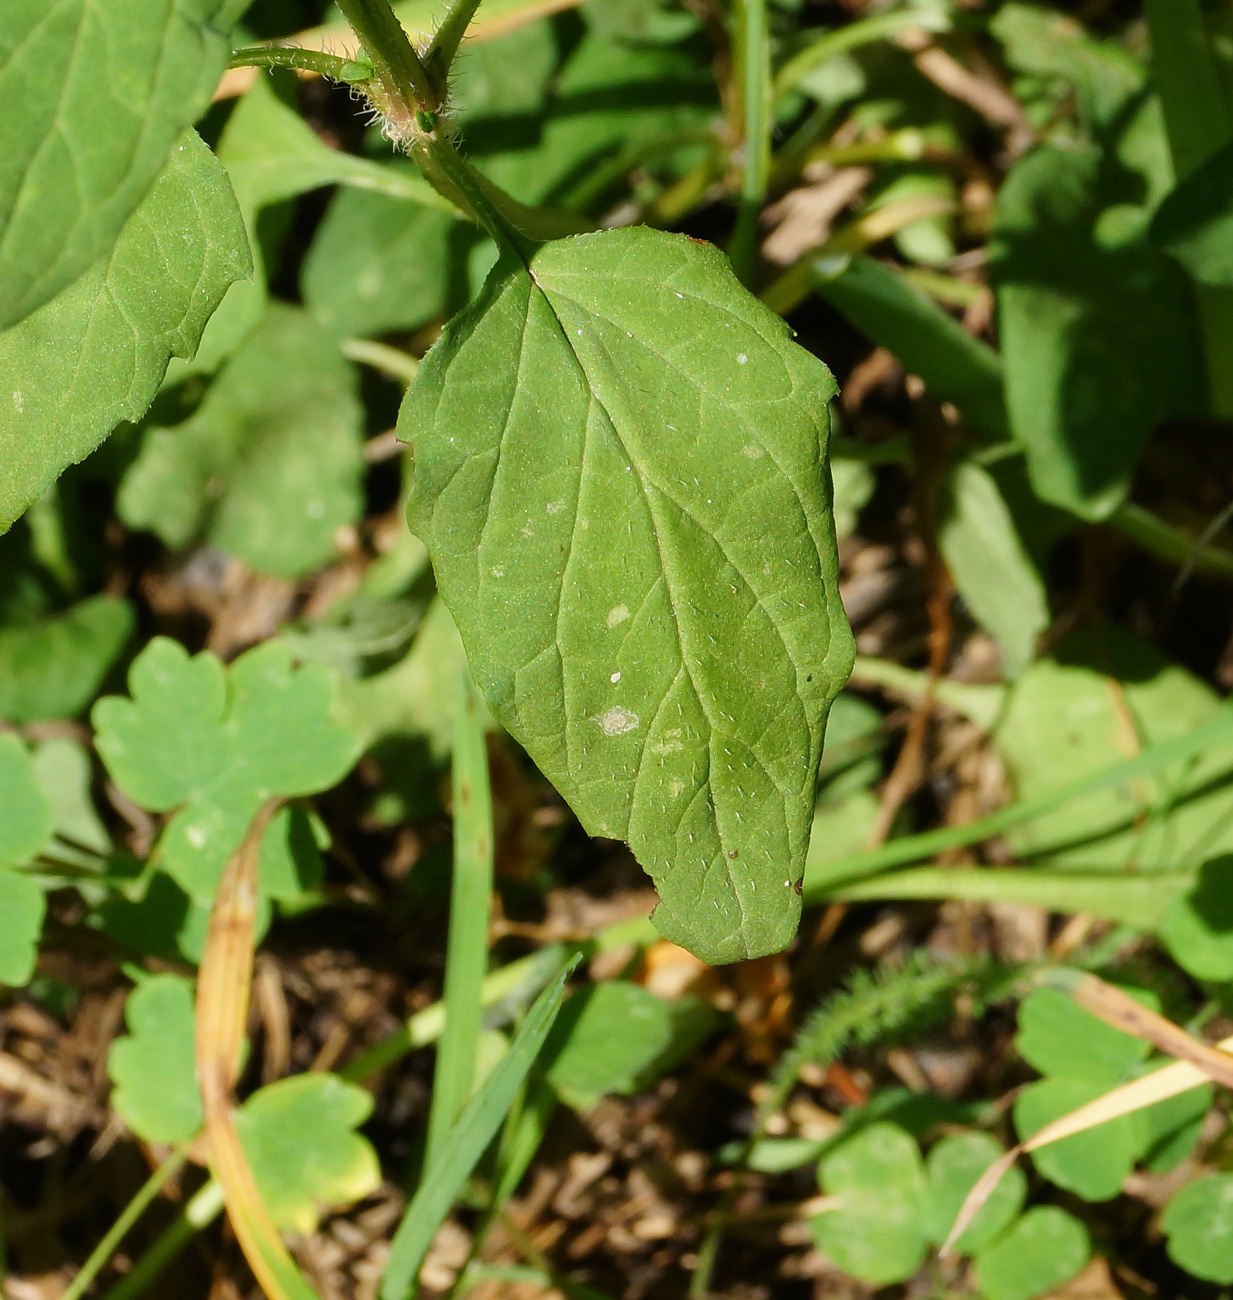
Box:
[402,227,853,963]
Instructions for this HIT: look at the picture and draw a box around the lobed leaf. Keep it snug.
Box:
[0,0,240,329]
[0,732,53,866]
[0,595,133,722]
[93,638,360,899]
[403,227,853,964]
[973,1206,1089,1300]
[234,1074,381,1235]
[0,867,44,987]
[109,974,203,1145]
[0,130,251,532]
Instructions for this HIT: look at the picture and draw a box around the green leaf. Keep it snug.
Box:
[990,3,1144,128]
[831,459,874,542]
[302,190,456,339]
[938,460,1047,679]
[1015,986,1152,1082]
[1161,1174,1233,1283]
[336,596,469,757]
[0,732,53,866]
[0,595,132,721]
[0,867,44,987]
[1015,1076,1145,1202]
[1151,140,1233,285]
[974,1206,1090,1300]
[993,142,1204,519]
[93,637,360,899]
[0,129,251,532]
[0,0,235,329]
[118,305,364,578]
[993,628,1233,877]
[922,1132,1025,1254]
[811,1122,926,1286]
[32,737,110,856]
[108,975,203,1144]
[235,1074,381,1234]
[1160,855,1233,980]
[403,227,853,964]
[542,981,718,1107]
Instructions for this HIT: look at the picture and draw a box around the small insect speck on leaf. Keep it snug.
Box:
[728,849,738,859]
[794,879,803,896]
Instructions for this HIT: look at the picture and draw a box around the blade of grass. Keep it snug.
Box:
[825,865,1189,930]
[195,799,320,1300]
[424,671,495,1172]
[773,7,950,102]
[61,1146,191,1300]
[379,958,579,1300]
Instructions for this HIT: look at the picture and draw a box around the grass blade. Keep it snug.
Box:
[424,671,495,1172]
[379,958,579,1300]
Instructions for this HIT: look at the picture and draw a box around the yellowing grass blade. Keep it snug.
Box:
[941,974,1233,1257]
[196,798,320,1300]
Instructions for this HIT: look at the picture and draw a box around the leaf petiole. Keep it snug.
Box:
[227,45,374,82]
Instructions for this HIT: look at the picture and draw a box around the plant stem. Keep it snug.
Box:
[228,45,371,81]
[1143,0,1233,419]
[333,0,440,113]
[100,1179,225,1300]
[728,0,772,284]
[1110,502,1233,584]
[62,1148,191,1300]
[423,0,485,96]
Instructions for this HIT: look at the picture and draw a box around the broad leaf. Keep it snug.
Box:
[938,460,1047,678]
[993,143,1204,519]
[0,130,251,532]
[403,227,853,964]
[0,595,132,722]
[119,306,364,579]
[109,975,203,1144]
[235,1074,381,1234]
[542,981,717,1106]
[0,0,238,328]
[93,638,360,899]
[993,628,1233,878]
[1151,140,1233,286]
[302,192,456,339]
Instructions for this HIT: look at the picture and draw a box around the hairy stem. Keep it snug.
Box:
[228,44,372,81]
[334,0,440,113]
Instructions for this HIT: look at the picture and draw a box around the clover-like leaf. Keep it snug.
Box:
[403,227,854,964]
[93,638,360,899]
[922,1132,1025,1254]
[108,974,203,1144]
[0,732,53,866]
[235,1073,381,1234]
[1015,985,1151,1082]
[0,130,251,531]
[974,1206,1090,1300]
[118,305,363,579]
[0,595,133,722]
[0,0,242,329]
[1161,1174,1233,1283]
[0,867,44,987]
[811,1122,926,1286]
